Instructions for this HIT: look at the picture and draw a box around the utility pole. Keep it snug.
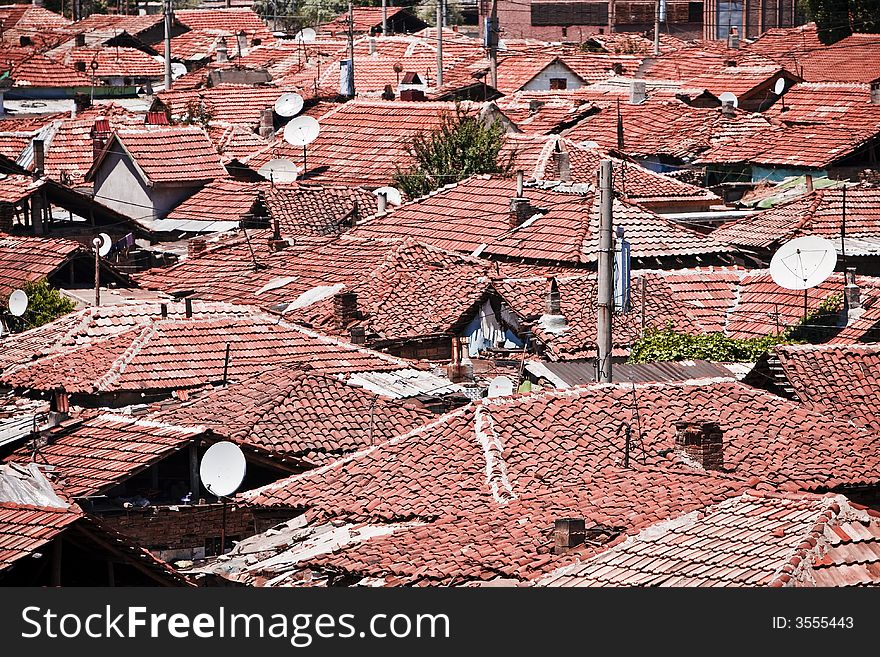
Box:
[382,0,387,36]
[347,0,355,98]
[597,160,614,384]
[653,0,660,56]
[164,0,172,90]
[436,0,444,88]
[92,238,101,307]
[487,0,499,91]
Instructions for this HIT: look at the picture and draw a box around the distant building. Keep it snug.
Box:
[480,0,803,42]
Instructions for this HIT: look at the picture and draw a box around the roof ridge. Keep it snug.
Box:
[473,404,517,505]
[92,323,158,392]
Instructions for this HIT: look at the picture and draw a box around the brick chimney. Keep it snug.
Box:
[674,421,724,471]
[333,291,359,327]
[32,138,45,176]
[376,191,388,217]
[188,237,207,258]
[721,100,736,118]
[805,174,814,192]
[546,276,561,315]
[258,108,274,140]
[552,147,570,182]
[75,32,86,47]
[236,31,247,57]
[185,297,193,318]
[269,218,288,251]
[350,326,366,344]
[553,518,585,554]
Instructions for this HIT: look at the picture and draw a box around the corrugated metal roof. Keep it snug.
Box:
[526,359,738,387]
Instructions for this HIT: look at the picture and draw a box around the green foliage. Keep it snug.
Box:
[6,280,77,332]
[629,326,796,364]
[178,99,214,128]
[393,105,513,198]
[414,0,464,26]
[805,0,852,44]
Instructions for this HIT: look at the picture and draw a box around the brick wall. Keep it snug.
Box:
[98,503,271,558]
[674,420,724,470]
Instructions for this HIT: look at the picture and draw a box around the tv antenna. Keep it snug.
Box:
[373,186,402,206]
[283,115,320,176]
[92,233,111,307]
[258,158,299,184]
[487,375,514,398]
[273,92,304,118]
[199,441,247,554]
[769,235,837,320]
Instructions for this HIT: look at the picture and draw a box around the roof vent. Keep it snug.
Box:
[75,61,87,72]
[553,518,585,554]
[188,237,207,259]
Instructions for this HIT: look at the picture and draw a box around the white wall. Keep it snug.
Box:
[521,62,585,92]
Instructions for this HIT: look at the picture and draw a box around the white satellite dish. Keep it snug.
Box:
[487,375,515,398]
[258,158,299,183]
[170,62,188,79]
[718,91,738,108]
[96,232,112,257]
[773,78,786,95]
[283,115,320,146]
[274,92,304,118]
[199,441,247,498]
[373,186,402,206]
[769,236,838,290]
[294,27,317,42]
[8,289,28,317]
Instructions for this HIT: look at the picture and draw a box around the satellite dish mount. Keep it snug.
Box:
[199,441,247,554]
[769,236,838,322]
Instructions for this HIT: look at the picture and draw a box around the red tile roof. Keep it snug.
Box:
[170,29,226,61]
[773,344,880,432]
[351,175,730,266]
[207,121,269,163]
[156,84,301,129]
[538,490,880,587]
[94,127,227,185]
[51,46,164,79]
[0,312,408,395]
[0,501,80,572]
[320,7,414,35]
[151,367,434,466]
[6,51,95,87]
[829,304,880,344]
[43,105,144,187]
[244,100,464,187]
[235,378,880,584]
[174,9,274,43]
[0,4,70,32]
[0,231,82,297]
[5,414,205,498]
[67,13,166,40]
[682,65,792,99]
[493,94,599,135]
[712,188,880,249]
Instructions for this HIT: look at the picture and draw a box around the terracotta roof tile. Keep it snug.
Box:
[101,127,227,185]
[0,501,79,572]
[157,84,301,128]
[50,46,164,79]
[174,9,274,43]
[151,368,434,465]
[0,231,81,297]
[4,414,204,498]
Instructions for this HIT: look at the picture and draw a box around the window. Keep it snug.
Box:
[717,1,743,39]
[550,78,568,90]
[688,2,703,23]
[531,3,609,26]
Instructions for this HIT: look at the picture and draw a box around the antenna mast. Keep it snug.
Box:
[653,0,660,56]
[347,0,356,98]
[597,160,614,383]
[382,0,387,36]
[436,0,444,88]
[164,0,172,90]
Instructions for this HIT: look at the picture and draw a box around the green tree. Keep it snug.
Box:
[414,0,464,26]
[802,0,880,44]
[6,280,77,332]
[394,105,513,198]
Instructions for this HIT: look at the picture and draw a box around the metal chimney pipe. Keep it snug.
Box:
[516,170,524,197]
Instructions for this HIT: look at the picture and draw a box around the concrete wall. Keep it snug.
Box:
[93,148,199,220]
[521,62,585,91]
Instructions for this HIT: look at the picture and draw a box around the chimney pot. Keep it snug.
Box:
[553,148,571,182]
[185,297,193,318]
[516,170,524,197]
[350,326,366,344]
[805,174,814,192]
[629,80,647,104]
[376,192,388,217]
[75,33,86,47]
[258,108,274,140]
[845,266,861,320]
[553,518,586,554]
[160,303,168,318]
[727,26,740,49]
[216,38,228,63]
[674,420,724,471]
[721,100,736,118]
[368,37,377,54]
